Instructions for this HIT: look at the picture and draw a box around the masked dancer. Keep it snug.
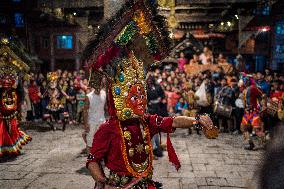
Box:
[82,0,218,188]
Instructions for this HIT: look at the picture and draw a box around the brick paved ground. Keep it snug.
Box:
[0,124,263,189]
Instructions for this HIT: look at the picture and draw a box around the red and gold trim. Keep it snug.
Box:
[0,130,31,157]
[117,121,153,178]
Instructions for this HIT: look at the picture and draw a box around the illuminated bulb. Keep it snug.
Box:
[227,21,232,27]
[235,15,239,19]
[221,22,224,26]
[262,28,268,32]
[73,12,77,16]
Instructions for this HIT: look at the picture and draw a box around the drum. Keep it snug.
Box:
[213,102,233,118]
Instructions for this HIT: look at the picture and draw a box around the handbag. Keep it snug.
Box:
[213,101,233,118]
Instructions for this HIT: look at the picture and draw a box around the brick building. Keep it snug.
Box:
[28,0,104,72]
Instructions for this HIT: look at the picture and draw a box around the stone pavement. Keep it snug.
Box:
[0,124,263,189]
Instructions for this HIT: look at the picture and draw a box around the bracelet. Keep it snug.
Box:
[193,115,201,129]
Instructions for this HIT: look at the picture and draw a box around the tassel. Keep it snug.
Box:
[166,133,181,171]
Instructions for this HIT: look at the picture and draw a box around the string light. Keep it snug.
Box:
[227,21,232,27]
[262,28,268,32]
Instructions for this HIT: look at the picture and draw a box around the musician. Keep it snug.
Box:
[215,78,236,133]
[239,73,264,150]
[83,1,218,188]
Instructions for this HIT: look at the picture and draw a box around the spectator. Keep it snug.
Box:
[175,98,189,115]
[199,46,213,65]
[22,80,32,122]
[76,87,86,124]
[28,80,42,121]
[235,54,246,72]
[66,80,77,124]
[256,72,270,96]
[40,80,49,115]
[217,53,227,64]
[189,54,200,66]
[177,52,187,72]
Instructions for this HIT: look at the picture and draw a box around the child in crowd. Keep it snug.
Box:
[76,88,86,124]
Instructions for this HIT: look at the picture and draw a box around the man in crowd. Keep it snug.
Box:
[83,77,106,154]
[215,78,236,132]
[147,75,168,158]
[28,80,42,121]
[256,72,270,96]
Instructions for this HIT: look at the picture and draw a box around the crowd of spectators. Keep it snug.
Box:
[147,52,284,134]
[20,50,284,136]
[21,69,89,125]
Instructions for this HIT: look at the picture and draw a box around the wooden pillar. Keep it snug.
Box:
[50,34,55,71]
[75,33,80,70]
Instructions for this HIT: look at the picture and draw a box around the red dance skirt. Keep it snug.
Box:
[0,118,31,157]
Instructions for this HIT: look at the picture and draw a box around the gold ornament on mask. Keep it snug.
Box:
[133,11,151,35]
[111,52,146,121]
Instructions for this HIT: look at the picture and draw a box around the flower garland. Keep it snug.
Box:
[117,121,153,178]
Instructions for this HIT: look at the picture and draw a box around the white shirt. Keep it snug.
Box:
[87,89,106,125]
[199,53,213,65]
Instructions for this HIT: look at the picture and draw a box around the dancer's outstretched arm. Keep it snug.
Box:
[172,115,213,129]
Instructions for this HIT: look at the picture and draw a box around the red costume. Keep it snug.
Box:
[0,65,31,157]
[87,115,174,175]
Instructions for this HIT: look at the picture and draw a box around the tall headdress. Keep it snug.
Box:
[82,0,171,120]
[0,39,30,88]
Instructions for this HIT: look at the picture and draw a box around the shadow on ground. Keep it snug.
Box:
[76,166,91,176]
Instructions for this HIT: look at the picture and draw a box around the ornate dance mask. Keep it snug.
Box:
[83,0,171,120]
[0,66,18,111]
[0,66,17,89]
[112,53,147,120]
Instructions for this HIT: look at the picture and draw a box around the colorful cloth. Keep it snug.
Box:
[0,118,31,157]
[241,111,260,129]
